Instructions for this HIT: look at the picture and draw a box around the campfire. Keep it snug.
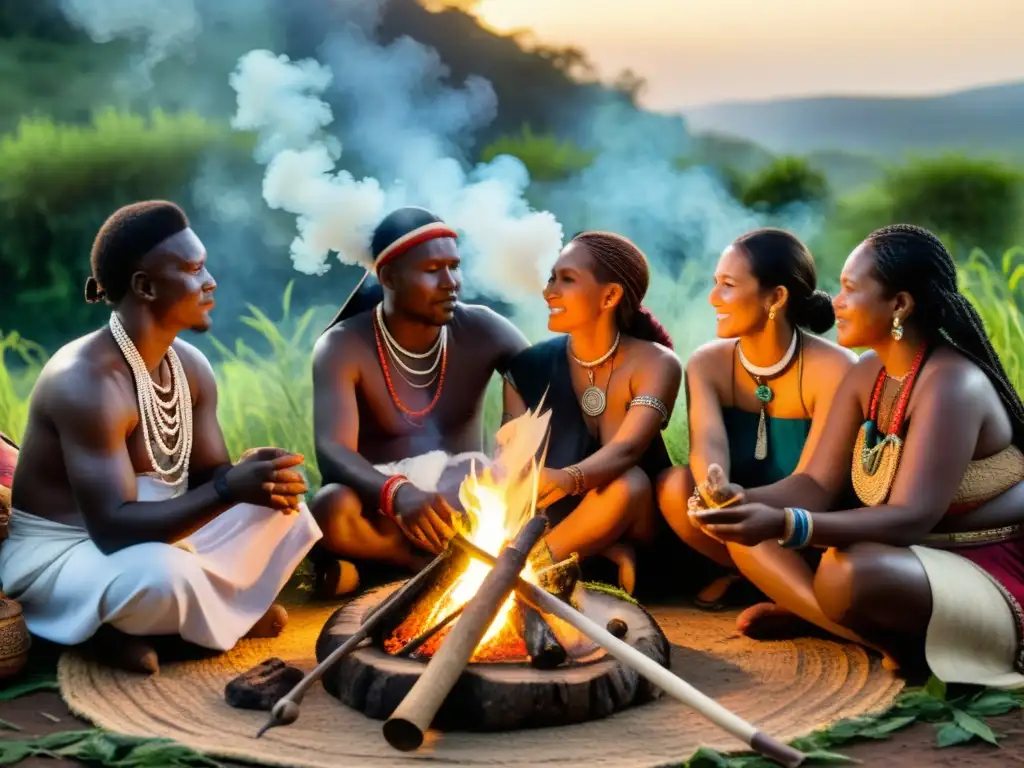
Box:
[256,407,808,768]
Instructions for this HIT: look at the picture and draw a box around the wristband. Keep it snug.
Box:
[214,470,233,504]
[779,507,813,549]
[564,465,586,496]
[380,474,410,521]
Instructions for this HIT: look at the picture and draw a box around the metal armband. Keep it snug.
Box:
[627,395,669,428]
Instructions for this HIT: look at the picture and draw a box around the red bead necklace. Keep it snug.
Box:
[372,309,448,424]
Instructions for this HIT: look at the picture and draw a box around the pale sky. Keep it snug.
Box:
[470,0,1024,110]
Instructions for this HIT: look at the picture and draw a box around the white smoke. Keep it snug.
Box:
[58,0,201,84]
[227,5,564,299]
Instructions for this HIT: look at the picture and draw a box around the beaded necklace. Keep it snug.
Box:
[108,313,193,487]
[851,345,928,506]
[372,305,448,426]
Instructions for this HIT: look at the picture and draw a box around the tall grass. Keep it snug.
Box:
[2,252,1023,485]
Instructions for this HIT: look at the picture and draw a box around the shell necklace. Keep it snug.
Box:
[109,313,193,487]
[570,332,620,417]
[737,329,800,461]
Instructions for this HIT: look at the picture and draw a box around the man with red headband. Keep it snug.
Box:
[309,207,530,593]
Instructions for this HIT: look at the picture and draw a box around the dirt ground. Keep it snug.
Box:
[2,688,1022,767]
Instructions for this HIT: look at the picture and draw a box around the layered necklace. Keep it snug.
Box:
[570,332,620,418]
[851,345,928,506]
[737,329,801,461]
[109,313,193,486]
[372,303,449,426]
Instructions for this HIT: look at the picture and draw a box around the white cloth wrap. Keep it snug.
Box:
[0,475,322,651]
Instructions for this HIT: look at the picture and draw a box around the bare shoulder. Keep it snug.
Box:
[919,347,993,403]
[629,337,682,374]
[312,312,375,376]
[35,333,125,421]
[801,335,858,387]
[684,338,735,380]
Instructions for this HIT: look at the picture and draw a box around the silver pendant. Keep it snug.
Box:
[581,386,606,417]
[755,405,768,460]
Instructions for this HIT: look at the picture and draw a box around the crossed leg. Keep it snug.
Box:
[542,465,655,594]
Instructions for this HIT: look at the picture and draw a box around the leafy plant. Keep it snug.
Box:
[680,677,1024,767]
[0,729,222,767]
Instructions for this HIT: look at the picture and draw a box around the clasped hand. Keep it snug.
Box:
[688,463,787,546]
[224,447,309,512]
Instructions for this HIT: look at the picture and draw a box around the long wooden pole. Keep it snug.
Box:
[450,535,806,768]
[255,548,452,738]
[383,516,548,751]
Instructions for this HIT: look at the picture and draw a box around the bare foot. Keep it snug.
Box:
[244,604,288,639]
[89,625,160,675]
[736,602,835,641]
[603,544,637,595]
[695,573,744,611]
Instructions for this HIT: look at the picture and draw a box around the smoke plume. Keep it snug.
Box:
[228,3,565,300]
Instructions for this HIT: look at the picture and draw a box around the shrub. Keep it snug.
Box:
[0,109,254,344]
[478,124,595,182]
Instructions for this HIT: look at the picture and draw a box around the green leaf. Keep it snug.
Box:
[857,715,917,739]
[965,689,1021,717]
[952,708,1000,746]
[936,723,974,748]
[925,676,947,701]
[0,716,21,731]
[685,746,733,767]
[802,749,859,764]
[0,672,59,700]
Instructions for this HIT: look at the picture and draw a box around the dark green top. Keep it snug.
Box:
[722,407,811,488]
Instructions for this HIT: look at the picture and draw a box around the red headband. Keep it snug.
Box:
[373,222,458,273]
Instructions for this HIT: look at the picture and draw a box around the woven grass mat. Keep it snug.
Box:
[57,595,904,768]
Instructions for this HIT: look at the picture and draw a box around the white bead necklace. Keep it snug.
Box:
[375,303,446,387]
[109,313,193,484]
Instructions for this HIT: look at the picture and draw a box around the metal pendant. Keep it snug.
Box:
[755,405,768,461]
[581,386,607,417]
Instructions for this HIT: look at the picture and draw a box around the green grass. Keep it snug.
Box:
[2,250,1023,478]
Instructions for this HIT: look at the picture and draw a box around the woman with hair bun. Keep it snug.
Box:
[659,228,857,611]
[503,231,682,595]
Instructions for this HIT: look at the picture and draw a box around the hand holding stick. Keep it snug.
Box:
[383,515,548,751]
[255,548,453,738]
[450,535,806,768]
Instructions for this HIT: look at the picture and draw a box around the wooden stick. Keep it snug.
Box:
[450,535,807,768]
[383,516,548,751]
[394,604,466,658]
[255,548,452,738]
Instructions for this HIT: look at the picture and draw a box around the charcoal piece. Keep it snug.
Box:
[225,657,304,711]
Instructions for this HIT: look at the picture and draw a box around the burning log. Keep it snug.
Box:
[394,604,465,658]
[382,515,548,752]
[451,535,807,768]
[512,595,566,670]
[255,548,454,738]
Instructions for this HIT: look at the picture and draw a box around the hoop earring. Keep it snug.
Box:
[891,315,903,342]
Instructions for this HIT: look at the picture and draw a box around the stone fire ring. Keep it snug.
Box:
[315,581,671,732]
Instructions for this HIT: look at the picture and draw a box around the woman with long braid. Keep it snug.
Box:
[693,224,1024,685]
[503,231,682,595]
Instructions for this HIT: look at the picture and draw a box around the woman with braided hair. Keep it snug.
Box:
[693,224,1024,685]
[659,228,857,611]
[503,231,682,595]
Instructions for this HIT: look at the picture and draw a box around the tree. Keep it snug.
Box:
[741,155,830,213]
[883,154,1023,256]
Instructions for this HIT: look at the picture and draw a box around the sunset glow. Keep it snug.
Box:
[468,0,1024,110]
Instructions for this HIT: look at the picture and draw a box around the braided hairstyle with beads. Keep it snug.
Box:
[867,223,1024,447]
[571,230,674,349]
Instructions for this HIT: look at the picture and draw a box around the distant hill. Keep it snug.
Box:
[682,81,1024,161]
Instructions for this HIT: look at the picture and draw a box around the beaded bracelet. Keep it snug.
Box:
[779,507,813,549]
[563,465,586,496]
[380,474,410,521]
